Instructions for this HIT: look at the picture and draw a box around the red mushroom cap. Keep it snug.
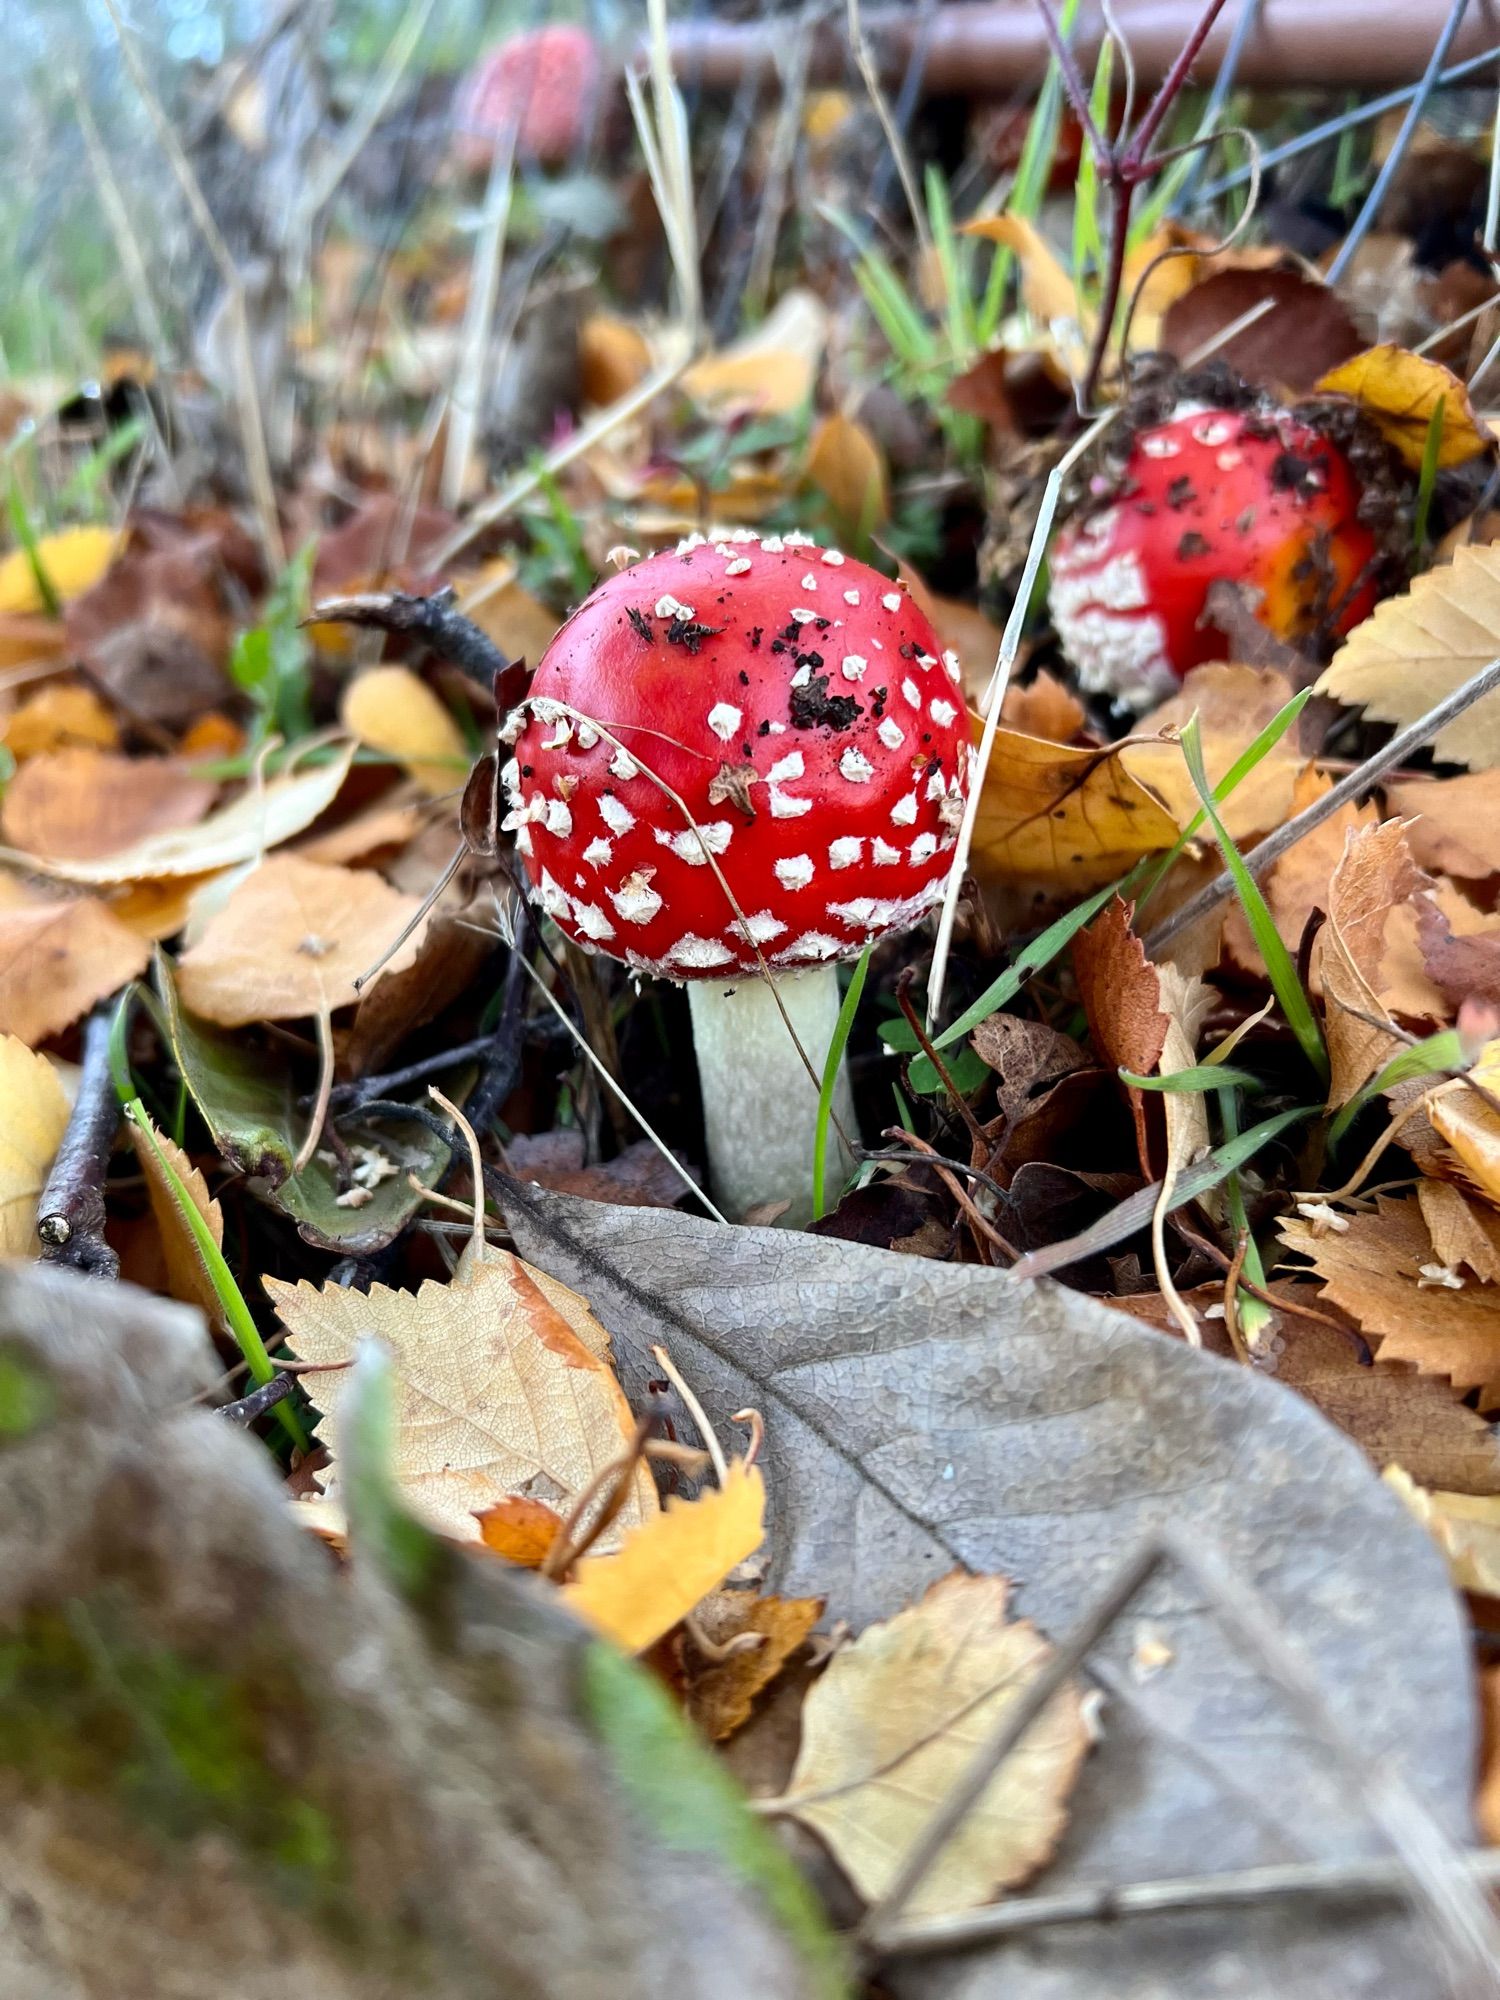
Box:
[1048,402,1379,710]
[505,534,972,979]
[455,25,603,171]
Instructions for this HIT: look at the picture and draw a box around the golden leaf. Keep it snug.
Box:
[1316,344,1493,469]
[475,1494,565,1569]
[1,745,356,884]
[340,666,468,798]
[1316,546,1500,768]
[970,727,1179,889]
[458,562,562,668]
[684,1592,824,1742]
[0,683,118,759]
[1121,664,1302,842]
[176,854,427,1026]
[0,893,150,1047]
[269,1250,656,1548]
[805,412,888,530]
[1429,1041,1500,1212]
[127,1114,227,1331]
[0,525,120,615]
[1385,1466,1500,1597]
[776,1571,1089,1919]
[682,289,827,416]
[562,1459,765,1653]
[578,313,652,407]
[961,215,1080,327]
[0,1035,70,1255]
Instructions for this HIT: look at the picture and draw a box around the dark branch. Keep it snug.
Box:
[306,586,518,690]
[37,1005,122,1280]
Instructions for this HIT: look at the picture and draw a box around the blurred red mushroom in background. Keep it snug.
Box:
[454,23,606,172]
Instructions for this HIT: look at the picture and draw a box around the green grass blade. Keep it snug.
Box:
[812,945,873,1221]
[1179,714,1328,1082]
[1072,39,1114,282]
[1119,1063,1261,1094]
[1216,1084,1275,1343]
[1327,1027,1467,1149]
[1414,395,1445,551]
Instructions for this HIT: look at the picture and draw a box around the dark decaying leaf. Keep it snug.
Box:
[501,1187,1476,2000]
[1159,267,1364,392]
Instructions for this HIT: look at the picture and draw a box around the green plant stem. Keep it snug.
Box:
[812,946,873,1222]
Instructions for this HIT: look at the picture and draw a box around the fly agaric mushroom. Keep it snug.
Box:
[1048,401,1378,710]
[503,532,971,1223]
[455,24,604,172]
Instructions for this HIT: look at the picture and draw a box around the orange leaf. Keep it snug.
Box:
[476,1494,565,1569]
[805,412,888,530]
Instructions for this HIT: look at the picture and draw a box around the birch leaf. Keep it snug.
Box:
[1316,345,1493,469]
[971,727,1179,889]
[0,1036,70,1255]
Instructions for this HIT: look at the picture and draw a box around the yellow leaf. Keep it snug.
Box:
[127,1114,227,1330]
[961,215,1080,328]
[804,413,888,530]
[475,1494,565,1569]
[177,854,427,1026]
[562,1460,765,1653]
[775,1571,1090,1919]
[1,744,356,884]
[970,727,1179,889]
[1316,545,1500,768]
[1385,1466,1500,1597]
[1429,1040,1500,1211]
[340,666,468,798]
[1121,664,1303,841]
[0,1035,70,1255]
[579,313,652,407]
[683,288,828,416]
[1316,344,1493,469]
[0,525,120,615]
[269,1250,656,1548]
[684,1591,824,1742]
[0,682,118,759]
[0,893,150,1047]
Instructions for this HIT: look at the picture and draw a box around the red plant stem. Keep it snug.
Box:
[1030,0,1111,161]
[1079,177,1136,409]
[1122,0,1237,169]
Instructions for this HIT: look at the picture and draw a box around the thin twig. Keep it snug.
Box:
[441,126,517,511]
[307,587,516,688]
[37,1005,122,1280]
[652,1342,728,1484]
[292,1008,336,1176]
[1144,655,1500,956]
[217,1373,297,1425]
[540,1415,655,1578]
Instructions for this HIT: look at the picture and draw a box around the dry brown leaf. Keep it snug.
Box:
[0,525,119,614]
[474,1494,565,1569]
[1122,664,1302,842]
[269,1249,656,1547]
[0,1034,70,1255]
[1418,1178,1500,1283]
[3,745,356,884]
[1159,266,1363,392]
[1385,1466,1500,1596]
[0,682,118,758]
[804,412,888,530]
[777,1571,1089,1920]
[127,1115,227,1332]
[297,798,426,868]
[105,874,221,943]
[1317,819,1431,1106]
[1429,1042,1500,1212]
[1316,345,1493,469]
[971,727,1180,889]
[1000,671,1085,744]
[340,666,468,798]
[176,855,426,1026]
[578,313,652,406]
[0,749,216,861]
[562,1460,766,1654]
[1072,896,1168,1174]
[1224,765,1376,983]
[1316,545,1500,768]
[0,890,150,1046]
[1388,876,1494,1018]
[1281,1194,1500,1406]
[685,1592,825,1742]
[1386,769,1500,880]
[683,289,827,416]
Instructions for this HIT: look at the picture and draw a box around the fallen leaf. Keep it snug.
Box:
[578,312,653,406]
[1387,769,1500,880]
[0,749,217,861]
[2,744,356,884]
[970,728,1180,889]
[1418,1177,1500,1282]
[683,289,827,416]
[0,1035,70,1254]
[1072,897,1168,1174]
[0,524,119,614]
[1224,764,1377,982]
[1122,664,1302,842]
[269,1249,656,1547]
[176,855,425,1026]
[1414,891,1500,1013]
[0,682,118,758]
[458,561,563,667]
[961,215,1080,329]
[1429,1042,1500,1213]
[1386,1466,1500,1596]
[340,666,469,797]
[64,539,235,727]
[563,1460,765,1653]
[1160,266,1363,391]
[0,893,150,1046]
[1316,345,1493,469]
[296,797,425,868]
[475,1493,565,1568]
[1317,819,1431,1105]
[1281,1193,1500,1406]
[804,412,888,529]
[504,1187,1475,1997]
[506,1132,689,1209]
[777,1571,1089,1919]
[127,1114,227,1332]
[1000,670,1084,744]
[1316,546,1500,768]
[685,1592,824,1742]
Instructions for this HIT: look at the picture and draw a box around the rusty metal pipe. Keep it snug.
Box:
[666,0,1500,97]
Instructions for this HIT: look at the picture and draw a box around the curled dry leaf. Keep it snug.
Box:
[0,748,217,862]
[562,1459,766,1655]
[176,854,427,1026]
[1316,545,1500,768]
[970,728,1179,889]
[1316,344,1493,470]
[3,744,356,884]
[340,665,469,798]
[1071,896,1168,1175]
[776,1571,1089,1920]
[1317,819,1434,1106]
[685,1592,825,1743]
[961,215,1080,331]
[0,1035,70,1255]
[1428,1042,1500,1209]
[269,1250,656,1547]
[1385,1466,1500,1597]
[127,1114,227,1333]
[1121,664,1302,842]
[0,891,150,1046]
[1418,1177,1500,1283]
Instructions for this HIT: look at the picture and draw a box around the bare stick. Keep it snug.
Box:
[441,128,517,512]
[1143,654,1500,956]
[70,79,171,358]
[37,1004,122,1281]
[307,587,515,687]
[217,1373,297,1425]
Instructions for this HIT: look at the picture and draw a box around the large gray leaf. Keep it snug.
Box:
[502,1184,1482,2000]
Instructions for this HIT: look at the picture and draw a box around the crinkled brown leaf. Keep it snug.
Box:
[1387,768,1500,880]
[1072,896,1167,1174]
[1419,1178,1500,1282]
[685,1592,824,1743]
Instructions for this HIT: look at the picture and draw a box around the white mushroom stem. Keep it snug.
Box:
[687,967,857,1226]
